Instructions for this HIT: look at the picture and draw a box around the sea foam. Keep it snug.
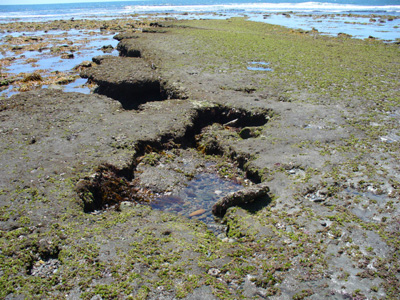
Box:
[123,2,400,13]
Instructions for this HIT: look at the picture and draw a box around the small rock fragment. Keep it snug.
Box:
[101,45,114,53]
[189,208,206,217]
[208,268,220,276]
[61,53,74,59]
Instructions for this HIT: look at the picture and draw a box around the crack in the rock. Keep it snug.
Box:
[77,37,273,214]
[77,104,272,214]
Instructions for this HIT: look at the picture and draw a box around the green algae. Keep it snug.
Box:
[172,18,398,110]
[163,19,399,189]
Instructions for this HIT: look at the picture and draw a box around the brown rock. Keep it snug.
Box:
[189,208,206,217]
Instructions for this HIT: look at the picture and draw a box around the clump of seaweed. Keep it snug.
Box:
[22,72,43,82]
[76,164,153,213]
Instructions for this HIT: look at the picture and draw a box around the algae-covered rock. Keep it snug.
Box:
[75,164,151,213]
[101,44,114,53]
[0,79,9,86]
[22,72,42,82]
[224,207,276,240]
[239,127,262,139]
[60,53,74,59]
[1,17,400,300]
[117,38,141,57]
[113,31,139,41]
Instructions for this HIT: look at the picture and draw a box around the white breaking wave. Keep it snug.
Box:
[0,11,117,19]
[1,2,399,23]
[123,2,400,13]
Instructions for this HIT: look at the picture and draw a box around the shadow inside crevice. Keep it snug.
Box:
[93,80,180,110]
[238,195,272,214]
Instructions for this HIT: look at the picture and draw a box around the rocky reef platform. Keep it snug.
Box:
[0,18,399,299]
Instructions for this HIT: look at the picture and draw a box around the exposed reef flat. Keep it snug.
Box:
[0,18,399,299]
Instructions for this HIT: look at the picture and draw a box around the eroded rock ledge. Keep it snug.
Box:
[81,55,186,109]
[212,182,270,217]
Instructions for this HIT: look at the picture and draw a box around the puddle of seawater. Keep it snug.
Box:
[63,78,90,94]
[250,13,400,41]
[0,85,18,98]
[150,172,243,232]
[41,78,90,94]
[0,51,13,59]
[5,36,118,75]
[345,188,388,202]
[247,61,272,71]
[1,30,119,98]
[343,188,394,223]
[7,55,63,74]
[380,133,400,143]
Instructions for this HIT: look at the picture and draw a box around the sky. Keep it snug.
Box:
[0,0,127,5]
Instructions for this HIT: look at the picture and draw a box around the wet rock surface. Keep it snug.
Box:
[0,18,399,299]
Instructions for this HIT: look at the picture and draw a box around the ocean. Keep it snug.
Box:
[1,1,400,21]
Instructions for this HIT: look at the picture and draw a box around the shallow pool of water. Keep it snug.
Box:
[247,61,272,71]
[343,188,394,223]
[250,13,400,41]
[63,77,90,94]
[0,85,18,97]
[151,172,243,229]
[0,29,119,98]
[4,36,118,75]
[41,77,91,94]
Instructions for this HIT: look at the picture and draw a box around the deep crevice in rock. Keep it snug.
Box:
[77,104,272,214]
[93,80,179,110]
[244,170,261,185]
[80,54,186,110]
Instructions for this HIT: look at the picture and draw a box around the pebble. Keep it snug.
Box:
[61,53,74,59]
[307,194,324,202]
[30,258,60,277]
[222,237,237,243]
[189,208,206,217]
[120,201,133,210]
[321,220,332,227]
[208,268,221,276]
